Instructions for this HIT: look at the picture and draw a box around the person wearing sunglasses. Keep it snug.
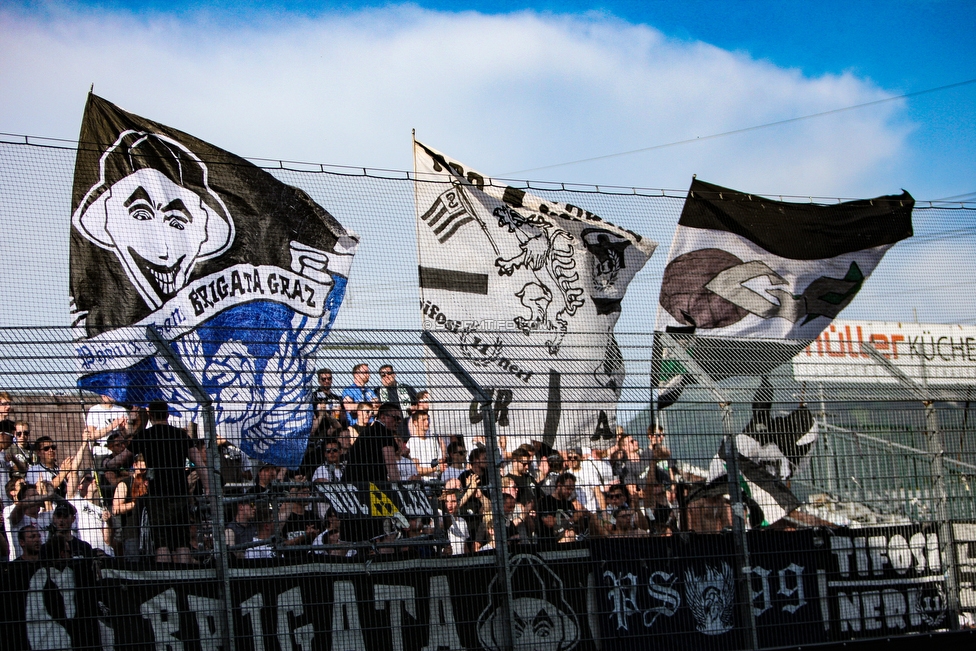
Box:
[26,435,90,498]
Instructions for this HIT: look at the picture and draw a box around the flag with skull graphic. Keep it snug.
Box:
[70,94,358,467]
[413,140,655,451]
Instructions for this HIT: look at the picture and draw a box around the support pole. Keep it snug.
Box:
[422,331,514,651]
[146,326,237,650]
[861,343,961,630]
[657,333,759,650]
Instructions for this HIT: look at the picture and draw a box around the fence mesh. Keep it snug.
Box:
[1,135,975,650]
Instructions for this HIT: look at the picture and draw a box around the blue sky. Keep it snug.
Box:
[2,0,974,199]
[1,0,975,329]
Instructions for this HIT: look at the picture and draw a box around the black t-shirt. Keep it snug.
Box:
[342,422,396,484]
[537,494,577,540]
[130,423,192,498]
[507,473,539,507]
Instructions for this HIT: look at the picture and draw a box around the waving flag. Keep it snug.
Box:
[70,94,358,466]
[655,178,912,522]
[653,177,913,399]
[414,140,656,450]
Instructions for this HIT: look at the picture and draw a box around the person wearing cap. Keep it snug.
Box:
[49,500,96,559]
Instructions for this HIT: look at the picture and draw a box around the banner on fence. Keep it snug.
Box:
[1,526,956,650]
[69,94,359,466]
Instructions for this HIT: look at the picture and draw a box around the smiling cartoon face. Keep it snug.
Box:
[103,168,212,299]
[73,130,234,311]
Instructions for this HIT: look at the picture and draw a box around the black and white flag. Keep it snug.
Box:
[705,376,818,525]
[70,94,358,467]
[652,178,913,407]
[413,141,656,450]
[656,178,913,341]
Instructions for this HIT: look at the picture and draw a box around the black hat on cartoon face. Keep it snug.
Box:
[73,131,235,309]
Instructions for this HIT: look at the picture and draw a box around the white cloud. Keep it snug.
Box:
[0,5,911,197]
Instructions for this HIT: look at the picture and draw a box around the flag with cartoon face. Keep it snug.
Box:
[70,94,358,467]
[413,141,656,451]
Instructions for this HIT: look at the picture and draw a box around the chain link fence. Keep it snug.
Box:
[2,135,976,649]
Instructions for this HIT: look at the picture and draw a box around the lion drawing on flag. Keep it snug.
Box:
[493,205,585,355]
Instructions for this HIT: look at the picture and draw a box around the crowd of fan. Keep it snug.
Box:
[0,365,721,565]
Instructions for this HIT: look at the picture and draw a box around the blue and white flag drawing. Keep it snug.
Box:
[69,94,358,467]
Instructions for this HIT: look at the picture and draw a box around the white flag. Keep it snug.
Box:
[413,141,656,450]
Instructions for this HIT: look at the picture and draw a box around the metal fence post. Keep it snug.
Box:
[422,331,515,651]
[147,326,237,651]
[658,334,759,650]
[861,343,961,630]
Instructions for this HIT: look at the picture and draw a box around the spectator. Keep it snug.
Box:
[343,403,401,485]
[342,402,401,542]
[66,471,115,556]
[85,394,127,457]
[507,447,539,510]
[224,498,257,558]
[47,501,97,559]
[600,484,649,532]
[312,439,345,485]
[129,400,203,564]
[440,489,474,555]
[457,447,491,519]
[279,485,321,556]
[126,405,148,440]
[313,368,345,420]
[375,364,417,411]
[6,421,34,483]
[537,454,564,496]
[0,391,13,430]
[217,436,251,485]
[645,466,676,534]
[537,472,601,544]
[5,483,53,560]
[342,364,377,424]
[14,524,41,562]
[608,506,648,538]
[0,425,12,490]
[28,435,87,498]
[354,401,375,433]
[568,447,612,513]
[112,455,149,558]
[250,463,286,497]
[406,411,440,482]
[441,441,467,485]
[101,432,133,483]
[244,503,277,560]
[394,436,419,482]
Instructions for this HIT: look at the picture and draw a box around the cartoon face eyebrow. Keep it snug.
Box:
[121,186,192,228]
[123,186,153,210]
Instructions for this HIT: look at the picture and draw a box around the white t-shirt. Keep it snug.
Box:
[71,497,113,556]
[446,516,469,555]
[409,436,441,477]
[311,464,343,484]
[86,403,127,453]
[575,459,613,512]
[4,505,52,561]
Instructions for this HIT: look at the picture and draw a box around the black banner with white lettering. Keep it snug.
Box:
[0,527,955,650]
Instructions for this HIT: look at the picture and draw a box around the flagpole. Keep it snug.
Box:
[657,333,759,650]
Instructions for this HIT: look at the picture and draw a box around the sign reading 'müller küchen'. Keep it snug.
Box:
[69,94,358,467]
